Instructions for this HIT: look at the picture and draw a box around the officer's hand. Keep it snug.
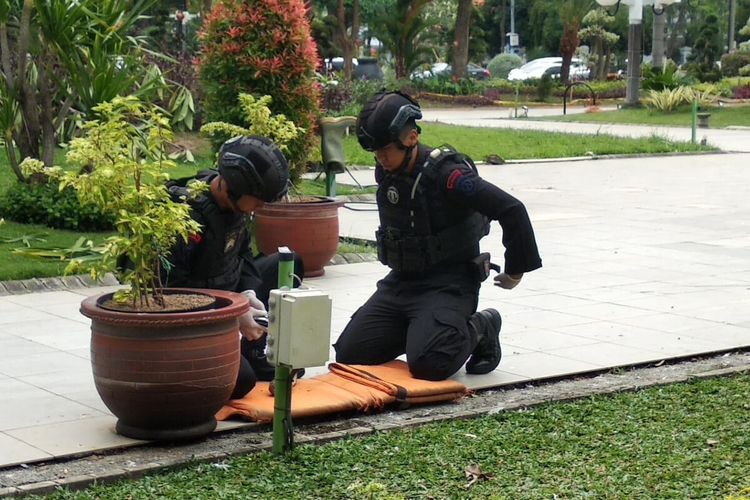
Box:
[239,311,266,340]
[494,272,523,289]
[239,290,267,341]
[242,289,267,314]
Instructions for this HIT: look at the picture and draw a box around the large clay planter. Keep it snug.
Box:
[80,288,249,441]
[254,196,345,278]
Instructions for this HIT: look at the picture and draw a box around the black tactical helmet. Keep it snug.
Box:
[356,91,422,152]
[218,136,290,203]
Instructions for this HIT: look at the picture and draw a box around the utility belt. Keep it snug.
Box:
[375,213,489,274]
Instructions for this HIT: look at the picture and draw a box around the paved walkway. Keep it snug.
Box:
[421,107,750,153]
[1,115,749,472]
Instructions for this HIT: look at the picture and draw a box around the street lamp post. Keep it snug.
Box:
[595,0,680,106]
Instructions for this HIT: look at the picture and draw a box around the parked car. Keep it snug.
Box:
[410,62,491,81]
[325,57,384,81]
[508,57,590,81]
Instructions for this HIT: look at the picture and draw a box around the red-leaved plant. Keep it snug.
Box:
[197,0,321,181]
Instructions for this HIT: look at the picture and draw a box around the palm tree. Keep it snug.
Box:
[369,0,433,78]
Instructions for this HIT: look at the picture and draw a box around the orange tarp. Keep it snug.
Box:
[216,360,469,424]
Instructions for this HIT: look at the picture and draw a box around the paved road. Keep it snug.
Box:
[420,107,750,153]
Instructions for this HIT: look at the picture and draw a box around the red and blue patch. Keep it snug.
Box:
[446,169,476,195]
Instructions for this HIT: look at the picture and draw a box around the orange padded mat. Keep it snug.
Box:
[216,360,469,423]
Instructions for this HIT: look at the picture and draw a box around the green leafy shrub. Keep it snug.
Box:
[641,62,688,91]
[535,74,554,102]
[198,0,321,181]
[22,97,203,305]
[720,52,750,77]
[642,87,692,111]
[201,94,303,155]
[487,53,523,79]
[0,181,114,231]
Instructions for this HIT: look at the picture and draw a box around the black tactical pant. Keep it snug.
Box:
[334,268,481,381]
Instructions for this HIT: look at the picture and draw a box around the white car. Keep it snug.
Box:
[508,57,590,81]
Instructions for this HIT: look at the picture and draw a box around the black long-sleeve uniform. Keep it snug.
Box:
[334,144,541,380]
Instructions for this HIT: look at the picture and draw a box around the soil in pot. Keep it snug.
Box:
[99,291,216,313]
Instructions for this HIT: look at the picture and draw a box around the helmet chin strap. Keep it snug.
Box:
[394,142,416,173]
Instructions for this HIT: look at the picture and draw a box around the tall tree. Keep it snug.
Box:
[452,0,473,78]
[334,0,360,81]
[578,8,618,80]
[559,0,593,83]
[0,0,154,179]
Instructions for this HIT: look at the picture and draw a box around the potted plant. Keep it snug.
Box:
[202,93,344,278]
[22,97,249,441]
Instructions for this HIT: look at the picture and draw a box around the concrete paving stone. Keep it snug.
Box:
[59,276,85,289]
[0,336,57,358]
[2,318,90,350]
[0,432,52,467]
[0,350,90,378]
[497,351,603,379]
[563,302,656,322]
[6,416,141,458]
[0,307,64,326]
[4,290,88,307]
[450,368,529,390]
[505,328,602,352]
[19,369,96,396]
[549,342,667,368]
[0,389,105,432]
[613,313,734,334]
[0,283,9,296]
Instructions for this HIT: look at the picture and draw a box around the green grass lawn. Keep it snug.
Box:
[44,373,750,499]
[342,122,713,165]
[0,220,112,281]
[543,104,750,128]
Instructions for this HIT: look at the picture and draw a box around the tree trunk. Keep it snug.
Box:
[15,0,42,163]
[594,37,604,80]
[499,0,507,53]
[560,25,580,84]
[336,0,359,81]
[453,0,472,79]
[37,60,57,168]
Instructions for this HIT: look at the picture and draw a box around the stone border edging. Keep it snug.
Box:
[1,350,748,497]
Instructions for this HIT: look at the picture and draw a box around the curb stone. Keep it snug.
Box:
[1,350,748,497]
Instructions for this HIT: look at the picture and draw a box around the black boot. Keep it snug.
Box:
[465,308,502,375]
[242,336,305,382]
[242,336,276,381]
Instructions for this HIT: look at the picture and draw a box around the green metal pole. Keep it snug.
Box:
[272,249,295,454]
[691,99,698,145]
[325,169,336,197]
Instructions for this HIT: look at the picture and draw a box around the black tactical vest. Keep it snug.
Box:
[164,172,248,291]
[375,147,489,273]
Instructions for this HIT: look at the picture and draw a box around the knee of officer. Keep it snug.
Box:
[231,356,257,399]
[408,357,453,381]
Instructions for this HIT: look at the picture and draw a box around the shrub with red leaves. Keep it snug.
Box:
[197,0,321,179]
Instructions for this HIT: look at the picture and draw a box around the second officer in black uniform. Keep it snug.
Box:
[164,135,304,398]
[334,92,542,380]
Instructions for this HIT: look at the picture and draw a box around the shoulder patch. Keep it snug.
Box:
[446,169,462,190]
[456,175,476,195]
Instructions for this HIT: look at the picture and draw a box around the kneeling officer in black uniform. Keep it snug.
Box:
[164,135,304,398]
[334,92,542,380]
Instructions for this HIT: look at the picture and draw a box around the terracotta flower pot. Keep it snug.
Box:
[254,196,345,278]
[80,288,249,441]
